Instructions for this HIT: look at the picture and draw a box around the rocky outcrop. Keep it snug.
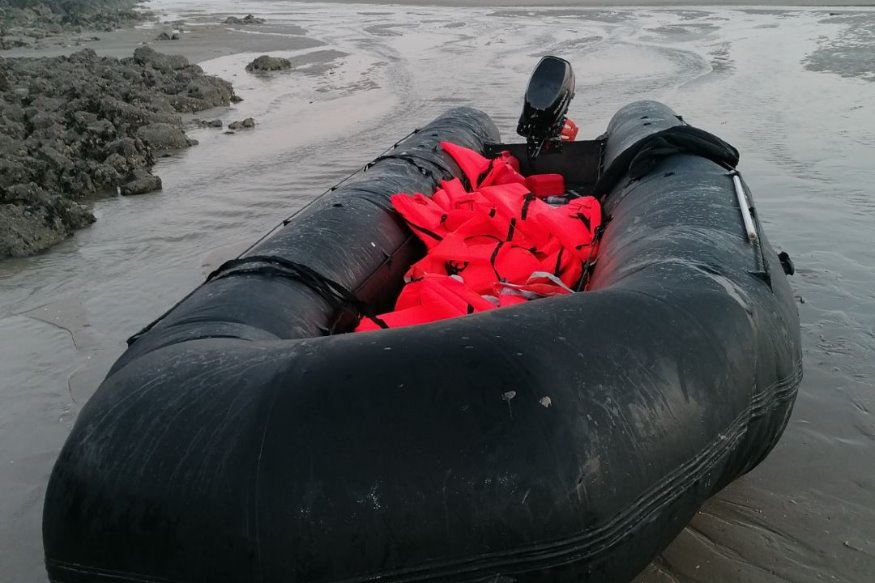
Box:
[0,0,148,49]
[227,118,256,131]
[119,170,162,196]
[246,55,291,72]
[0,48,239,258]
[223,14,265,25]
[136,123,197,150]
[192,118,223,129]
[0,197,95,258]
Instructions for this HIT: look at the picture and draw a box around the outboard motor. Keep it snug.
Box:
[517,56,576,159]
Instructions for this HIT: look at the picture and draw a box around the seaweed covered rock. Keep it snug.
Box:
[223,14,265,25]
[136,123,196,151]
[246,55,291,72]
[0,188,95,258]
[227,118,256,130]
[0,48,239,258]
[119,169,162,196]
[192,118,223,129]
[0,0,148,48]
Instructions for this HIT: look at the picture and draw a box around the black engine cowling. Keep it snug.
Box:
[516,56,576,157]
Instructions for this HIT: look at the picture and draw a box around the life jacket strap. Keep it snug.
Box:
[576,217,611,291]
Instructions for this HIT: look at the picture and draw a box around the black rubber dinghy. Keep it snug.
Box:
[43,101,802,583]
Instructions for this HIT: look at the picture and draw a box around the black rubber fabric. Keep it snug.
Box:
[595,100,739,194]
[43,102,801,583]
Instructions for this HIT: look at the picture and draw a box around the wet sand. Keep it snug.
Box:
[2,2,875,582]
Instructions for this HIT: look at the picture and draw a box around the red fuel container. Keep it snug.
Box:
[526,173,565,198]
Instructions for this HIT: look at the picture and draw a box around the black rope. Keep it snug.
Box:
[206,255,389,331]
[237,129,421,258]
[370,151,452,179]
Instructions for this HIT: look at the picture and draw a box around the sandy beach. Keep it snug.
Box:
[2,1,875,581]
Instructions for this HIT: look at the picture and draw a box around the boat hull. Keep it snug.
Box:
[43,102,801,583]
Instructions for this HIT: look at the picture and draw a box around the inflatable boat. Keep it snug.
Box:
[43,57,802,582]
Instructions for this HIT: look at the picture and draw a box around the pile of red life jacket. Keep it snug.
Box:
[355,141,602,332]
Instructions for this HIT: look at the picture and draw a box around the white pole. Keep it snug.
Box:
[731,171,758,242]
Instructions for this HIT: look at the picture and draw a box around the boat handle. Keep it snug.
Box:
[729,170,757,242]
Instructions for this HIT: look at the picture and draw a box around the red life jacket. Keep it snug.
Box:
[440,141,526,190]
[355,274,499,332]
[355,142,602,332]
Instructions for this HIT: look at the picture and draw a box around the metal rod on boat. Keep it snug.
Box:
[730,171,758,242]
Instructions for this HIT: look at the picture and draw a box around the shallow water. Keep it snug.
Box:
[2,3,874,581]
